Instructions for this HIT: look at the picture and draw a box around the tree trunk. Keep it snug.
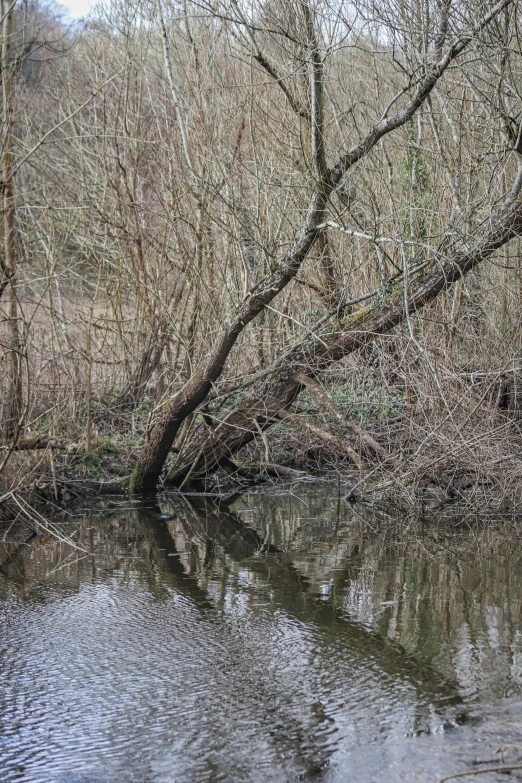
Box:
[2,0,22,439]
[129,188,329,492]
[166,201,522,485]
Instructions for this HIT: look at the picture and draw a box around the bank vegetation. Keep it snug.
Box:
[2,0,522,508]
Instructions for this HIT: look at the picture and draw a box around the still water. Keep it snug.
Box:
[1,485,522,782]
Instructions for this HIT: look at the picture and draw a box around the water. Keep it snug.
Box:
[2,485,522,783]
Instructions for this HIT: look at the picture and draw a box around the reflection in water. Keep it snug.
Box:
[1,486,522,783]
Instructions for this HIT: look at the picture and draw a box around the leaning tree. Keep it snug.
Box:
[127,0,521,491]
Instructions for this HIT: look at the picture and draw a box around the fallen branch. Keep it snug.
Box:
[277,409,366,471]
[7,492,89,553]
[293,372,390,461]
[0,436,77,451]
[62,477,130,495]
[258,462,310,478]
[223,459,309,481]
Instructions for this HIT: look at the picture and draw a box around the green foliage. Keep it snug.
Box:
[128,437,144,447]
[84,450,104,477]
[331,383,405,422]
[376,279,394,306]
[73,438,118,478]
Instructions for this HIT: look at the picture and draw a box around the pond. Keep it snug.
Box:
[1,484,522,782]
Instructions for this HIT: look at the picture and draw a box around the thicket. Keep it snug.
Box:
[2,0,522,507]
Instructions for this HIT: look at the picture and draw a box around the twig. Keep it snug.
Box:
[10,493,89,554]
[438,764,522,782]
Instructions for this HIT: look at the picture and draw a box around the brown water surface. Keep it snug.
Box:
[1,484,522,782]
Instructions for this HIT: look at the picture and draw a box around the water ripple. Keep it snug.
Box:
[2,494,522,783]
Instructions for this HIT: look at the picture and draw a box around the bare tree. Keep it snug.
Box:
[3,0,522,501]
[130,0,518,491]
